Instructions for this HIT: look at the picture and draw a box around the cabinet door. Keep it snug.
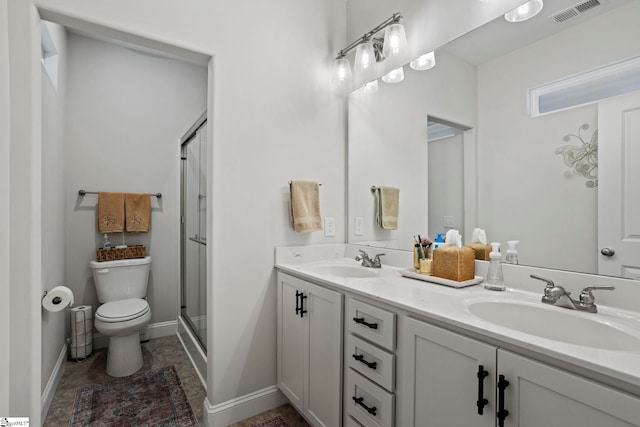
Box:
[401,318,496,427]
[277,274,306,412]
[499,350,640,427]
[306,282,343,427]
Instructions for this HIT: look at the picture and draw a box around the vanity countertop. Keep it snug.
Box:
[276,257,640,395]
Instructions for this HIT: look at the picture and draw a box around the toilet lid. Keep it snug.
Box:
[96,299,150,323]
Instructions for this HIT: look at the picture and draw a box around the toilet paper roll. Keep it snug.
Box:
[71,305,92,320]
[71,320,93,335]
[42,286,74,312]
[71,332,92,346]
[70,342,92,359]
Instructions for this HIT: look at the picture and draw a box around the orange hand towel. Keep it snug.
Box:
[97,192,125,233]
[290,181,322,232]
[125,193,151,232]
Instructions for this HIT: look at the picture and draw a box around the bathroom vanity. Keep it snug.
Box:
[275,244,640,427]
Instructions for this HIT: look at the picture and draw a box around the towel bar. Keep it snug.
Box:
[78,190,162,198]
[288,181,321,186]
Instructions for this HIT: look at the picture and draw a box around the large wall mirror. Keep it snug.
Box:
[348,0,640,279]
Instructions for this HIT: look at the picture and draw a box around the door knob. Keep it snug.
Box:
[600,248,615,257]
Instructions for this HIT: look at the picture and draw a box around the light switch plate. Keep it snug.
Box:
[324,217,336,237]
[354,217,364,235]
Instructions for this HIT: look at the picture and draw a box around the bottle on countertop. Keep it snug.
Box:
[103,234,111,249]
[505,240,520,265]
[484,242,506,291]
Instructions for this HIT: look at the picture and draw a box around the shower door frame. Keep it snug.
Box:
[180,111,208,351]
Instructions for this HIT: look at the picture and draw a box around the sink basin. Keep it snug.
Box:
[308,264,378,279]
[467,300,640,351]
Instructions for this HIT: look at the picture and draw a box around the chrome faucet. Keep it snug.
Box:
[355,250,385,268]
[530,275,614,313]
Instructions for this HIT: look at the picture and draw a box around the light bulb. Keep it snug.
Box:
[354,41,377,82]
[410,51,436,71]
[504,0,543,23]
[333,57,352,83]
[381,66,404,84]
[382,23,407,63]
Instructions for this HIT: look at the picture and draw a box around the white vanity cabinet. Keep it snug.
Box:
[499,350,640,427]
[402,317,640,427]
[277,272,343,427]
[344,298,397,427]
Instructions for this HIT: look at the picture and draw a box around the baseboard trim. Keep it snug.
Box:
[93,320,178,349]
[204,386,287,427]
[41,343,67,421]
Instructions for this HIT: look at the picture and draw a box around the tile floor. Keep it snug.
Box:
[44,335,206,426]
[43,334,310,427]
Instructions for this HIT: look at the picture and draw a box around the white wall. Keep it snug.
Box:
[29,0,348,414]
[348,50,476,249]
[40,20,67,395]
[476,1,640,273]
[0,0,11,414]
[6,0,42,420]
[65,33,207,323]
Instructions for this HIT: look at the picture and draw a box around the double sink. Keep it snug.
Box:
[301,259,640,353]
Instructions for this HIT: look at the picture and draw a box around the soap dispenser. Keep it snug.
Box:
[506,240,520,265]
[103,234,111,249]
[485,242,506,291]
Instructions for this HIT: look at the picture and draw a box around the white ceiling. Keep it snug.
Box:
[444,0,633,65]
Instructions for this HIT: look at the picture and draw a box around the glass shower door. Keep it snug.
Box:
[181,113,207,350]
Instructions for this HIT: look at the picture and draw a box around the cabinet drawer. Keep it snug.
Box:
[347,298,396,351]
[346,415,364,427]
[347,334,395,392]
[346,368,395,427]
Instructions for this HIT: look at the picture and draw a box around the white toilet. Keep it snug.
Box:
[90,256,152,377]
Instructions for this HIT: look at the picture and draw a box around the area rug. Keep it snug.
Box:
[253,415,288,427]
[70,365,198,426]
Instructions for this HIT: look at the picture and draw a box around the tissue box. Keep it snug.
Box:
[432,246,475,282]
[464,242,492,261]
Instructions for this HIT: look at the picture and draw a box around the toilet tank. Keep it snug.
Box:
[89,256,151,303]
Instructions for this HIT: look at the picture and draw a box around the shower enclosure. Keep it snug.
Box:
[180,112,207,351]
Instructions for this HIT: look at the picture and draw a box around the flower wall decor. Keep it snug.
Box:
[555,123,598,188]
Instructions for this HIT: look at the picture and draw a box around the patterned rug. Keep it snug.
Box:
[253,415,288,427]
[70,365,198,426]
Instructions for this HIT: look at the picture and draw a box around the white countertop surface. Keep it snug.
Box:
[276,255,640,395]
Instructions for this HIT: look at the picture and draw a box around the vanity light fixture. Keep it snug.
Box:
[381,66,405,83]
[504,0,544,22]
[410,51,436,71]
[333,12,407,91]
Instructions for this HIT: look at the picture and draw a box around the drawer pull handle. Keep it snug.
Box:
[476,365,489,415]
[352,354,378,370]
[497,374,510,427]
[353,317,378,329]
[295,291,307,318]
[352,396,377,416]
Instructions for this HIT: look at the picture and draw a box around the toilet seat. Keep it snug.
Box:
[96,298,150,323]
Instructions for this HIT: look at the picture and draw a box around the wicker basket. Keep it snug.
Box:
[96,245,146,262]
